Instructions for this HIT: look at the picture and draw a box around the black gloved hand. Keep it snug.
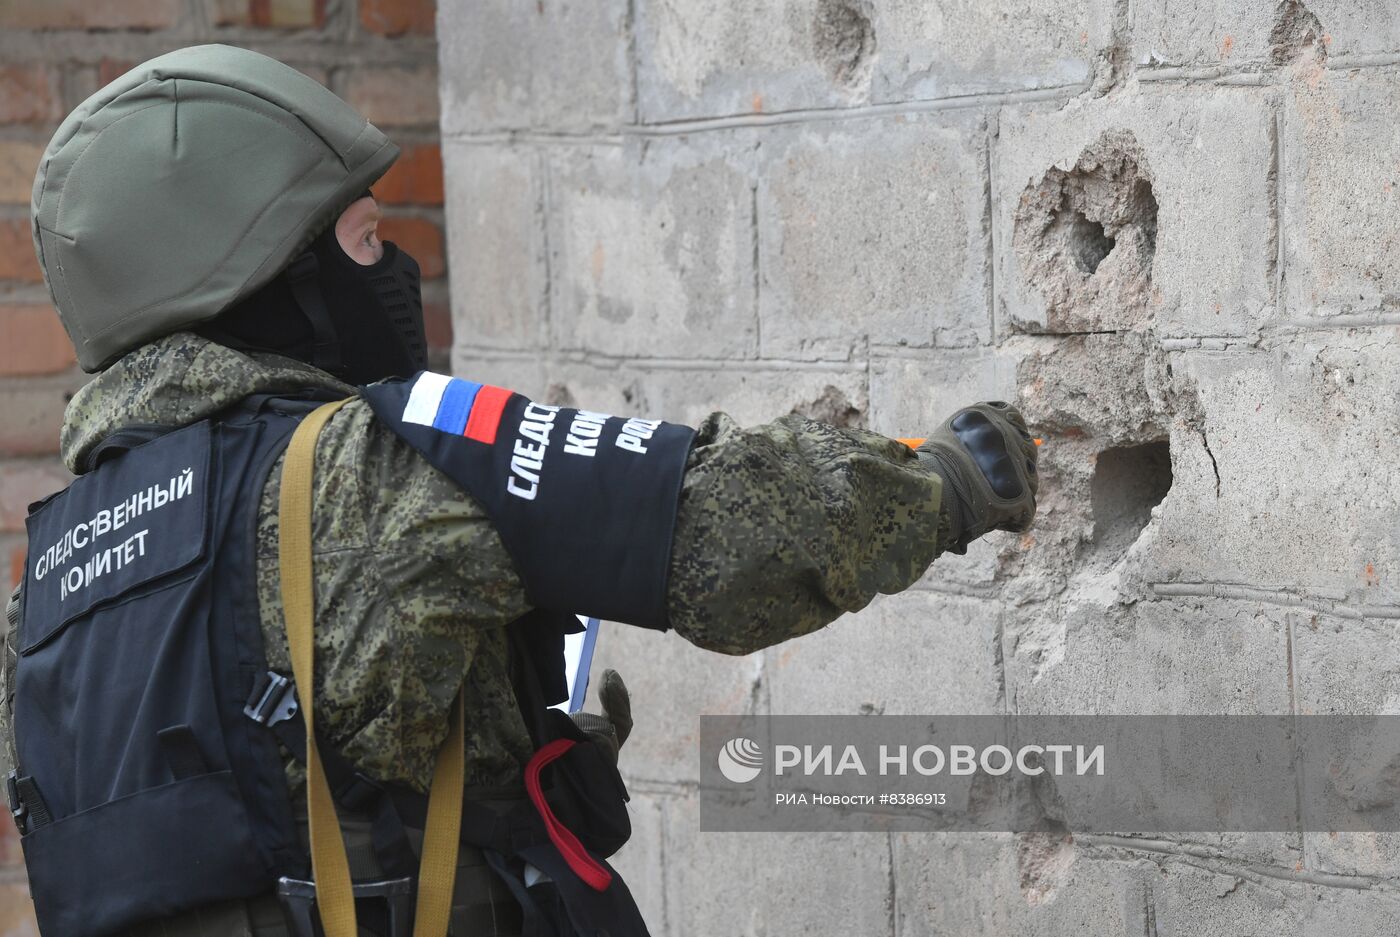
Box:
[569,669,633,765]
[914,401,1039,555]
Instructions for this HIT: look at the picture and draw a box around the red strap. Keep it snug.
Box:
[524,738,613,892]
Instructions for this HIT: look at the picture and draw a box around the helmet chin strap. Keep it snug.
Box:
[283,252,344,377]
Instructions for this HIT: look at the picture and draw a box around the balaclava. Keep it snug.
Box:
[198,197,428,386]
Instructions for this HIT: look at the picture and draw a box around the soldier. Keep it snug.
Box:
[0,45,1037,937]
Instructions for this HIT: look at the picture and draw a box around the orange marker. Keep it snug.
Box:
[898,437,1043,449]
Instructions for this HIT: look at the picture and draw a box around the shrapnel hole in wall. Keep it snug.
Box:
[1089,439,1172,561]
[1012,131,1159,334]
[812,0,875,91]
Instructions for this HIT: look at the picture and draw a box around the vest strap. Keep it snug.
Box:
[278,398,466,937]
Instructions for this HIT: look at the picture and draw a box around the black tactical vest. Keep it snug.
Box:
[10,379,694,937]
[13,395,316,935]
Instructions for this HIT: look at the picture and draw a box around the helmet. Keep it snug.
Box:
[30,44,399,372]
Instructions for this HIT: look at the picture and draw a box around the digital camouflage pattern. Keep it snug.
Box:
[7,332,950,793]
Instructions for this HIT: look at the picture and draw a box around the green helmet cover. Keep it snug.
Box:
[31,44,400,372]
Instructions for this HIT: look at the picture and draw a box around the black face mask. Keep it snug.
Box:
[198,225,428,386]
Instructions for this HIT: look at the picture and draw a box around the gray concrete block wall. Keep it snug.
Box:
[438,0,1400,931]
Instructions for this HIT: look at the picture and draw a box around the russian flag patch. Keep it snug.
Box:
[401,372,513,445]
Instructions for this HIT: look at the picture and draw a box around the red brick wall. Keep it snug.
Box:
[0,1,443,928]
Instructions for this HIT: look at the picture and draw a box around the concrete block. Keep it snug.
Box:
[1003,596,1291,714]
[872,0,1113,104]
[994,87,1274,338]
[897,835,1158,937]
[1117,855,1400,935]
[892,833,1024,936]
[437,0,630,133]
[868,346,1027,591]
[757,114,991,361]
[591,621,765,787]
[902,840,1386,937]
[1282,66,1400,319]
[1306,1,1400,59]
[1134,0,1300,66]
[1134,0,1400,66]
[443,144,546,352]
[546,138,760,359]
[445,353,547,402]
[766,591,1005,715]
[1291,612,1400,877]
[660,790,893,935]
[633,0,880,122]
[1145,338,1400,603]
[537,359,866,428]
[609,789,669,927]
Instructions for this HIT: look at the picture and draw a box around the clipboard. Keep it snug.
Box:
[555,615,601,714]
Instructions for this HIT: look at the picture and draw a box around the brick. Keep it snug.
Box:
[374,145,444,206]
[0,377,79,456]
[206,0,326,28]
[343,66,439,128]
[0,0,182,29]
[8,548,22,590]
[0,460,71,533]
[872,0,1114,104]
[437,0,629,133]
[547,138,758,359]
[758,113,990,361]
[0,66,61,125]
[442,144,544,351]
[0,819,19,868]
[0,881,37,937]
[360,0,436,36]
[378,217,444,279]
[1282,68,1400,318]
[98,59,135,87]
[0,143,45,206]
[421,300,451,352]
[0,306,74,377]
[994,86,1274,339]
[0,219,41,283]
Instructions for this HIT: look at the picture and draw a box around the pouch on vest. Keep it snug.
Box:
[11,400,322,937]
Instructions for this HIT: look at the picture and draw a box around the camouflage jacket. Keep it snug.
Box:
[6,333,948,792]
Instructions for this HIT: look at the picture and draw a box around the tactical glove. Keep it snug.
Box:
[915,401,1039,555]
[569,669,633,765]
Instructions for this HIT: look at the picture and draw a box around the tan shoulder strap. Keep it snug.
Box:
[279,399,464,937]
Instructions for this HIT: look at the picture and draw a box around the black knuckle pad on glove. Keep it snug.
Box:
[917,400,1040,552]
[950,410,1023,499]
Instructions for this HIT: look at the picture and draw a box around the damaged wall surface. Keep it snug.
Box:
[438,0,1400,932]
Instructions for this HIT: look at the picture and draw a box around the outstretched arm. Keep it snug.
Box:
[665,413,946,655]
[665,402,1038,656]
